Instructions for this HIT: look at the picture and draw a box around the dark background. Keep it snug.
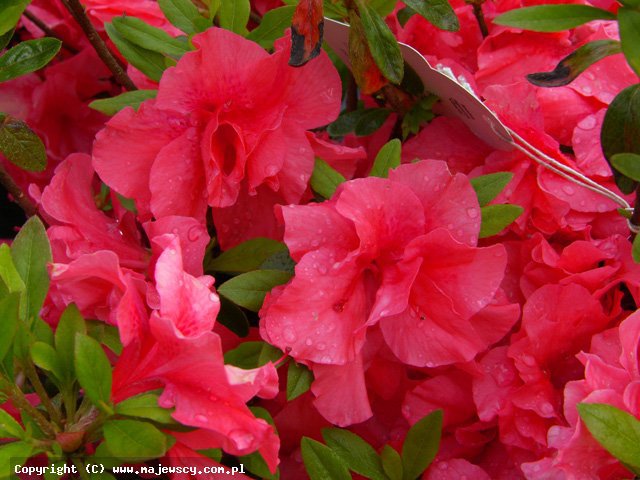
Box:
[1,184,27,239]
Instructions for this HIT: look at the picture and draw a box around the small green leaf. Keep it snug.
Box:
[401,410,442,480]
[219,0,251,35]
[381,445,403,480]
[310,158,346,199]
[354,0,404,84]
[111,16,189,57]
[328,110,366,137]
[115,391,175,424]
[0,0,30,36]
[218,269,292,312]
[260,250,296,274]
[0,408,25,439]
[74,334,113,413]
[86,320,123,356]
[578,403,640,471]
[0,114,47,172]
[479,204,523,238]
[612,153,640,182]
[240,451,279,480]
[11,216,51,322]
[619,7,640,77]
[287,361,314,401]
[89,90,157,116]
[247,6,296,49]
[208,238,287,274]
[0,441,33,479]
[224,341,282,369]
[633,232,640,263]
[527,40,622,87]
[55,304,86,384]
[0,28,15,51]
[301,437,352,480]
[322,428,388,480]
[0,37,62,82]
[158,0,211,34]
[403,0,459,31]
[105,23,167,82]
[494,5,615,32]
[0,293,20,362]
[397,6,417,27]
[102,419,168,462]
[370,139,401,178]
[355,108,392,136]
[30,341,63,382]
[0,243,25,293]
[217,296,250,337]
[470,172,514,206]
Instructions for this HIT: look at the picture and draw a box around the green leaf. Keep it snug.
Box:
[218,269,291,312]
[55,303,86,384]
[601,85,640,194]
[493,5,615,32]
[30,341,63,382]
[527,40,621,87]
[633,231,640,263]
[355,108,392,136]
[287,361,314,401]
[401,95,436,139]
[301,437,351,480]
[0,37,61,82]
[224,341,282,369]
[217,296,250,337]
[115,391,174,424]
[370,139,401,178]
[0,0,30,36]
[74,334,113,413]
[369,0,398,17]
[380,445,403,480]
[0,28,15,52]
[0,243,25,293]
[322,428,388,480]
[105,23,166,82]
[328,110,365,137]
[310,158,346,199]
[111,16,189,57]
[247,6,296,49]
[397,7,417,27]
[0,114,46,172]
[470,172,514,207]
[403,0,459,31]
[240,451,280,480]
[103,419,168,462]
[90,89,157,116]
[158,0,211,34]
[11,216,51,322]
[619,7,640,77]
[0,441,33,479]
[479,204,523,238]
[0,293,20,362]
[86,320,123,356]
[578,403,640,471]
[612,153,640,182]
[401,410,442,480]
[208,237,287,274]
[0,409,25,439]
[354,0,404,84]
[260,250,296,274]
[219,0,251,35]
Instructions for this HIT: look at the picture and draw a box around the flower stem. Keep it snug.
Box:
[23,359,62,427]
[22,10,79,53]
[0,374,56,439]
[471,2,489,38]
[59,0,137,91]
[0,163,37,218]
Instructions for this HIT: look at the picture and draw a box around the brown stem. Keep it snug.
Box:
[23,360,62,427]
[22,10,79,53]
[59,0,137,91]
[346,73,358,112]
[472,3,489,38]
[0,162,37,218]
[0,374,56,439]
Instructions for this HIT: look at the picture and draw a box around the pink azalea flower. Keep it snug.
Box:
[93,28,341,248]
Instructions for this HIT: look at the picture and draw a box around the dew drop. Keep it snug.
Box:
[194,414,209,423]
[467,207,478,219]
[317,342,326,351]
[283,329,297,342]
[580,116,597,130]
[561,185,575,195]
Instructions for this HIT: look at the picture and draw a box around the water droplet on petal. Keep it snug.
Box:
[194,414,209,424]
[284,329,297,342]
[561,185,575,195]
[467,207,478,219]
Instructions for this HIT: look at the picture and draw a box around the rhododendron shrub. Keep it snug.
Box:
[2,0,640,479]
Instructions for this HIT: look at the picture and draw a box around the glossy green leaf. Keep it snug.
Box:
[355,0,404,84]
[470,172,514,206]
[247,6,295,49]
[0,28,15,51]
[0,293,20,362]
[479,204,523,238]
[381,445,403,480]
[0,243,25,293]
[612,153,640,182]
[30,341,63,382]
[0,114,46,172]
[328,110,365,137]
[494,5,615,32]
[240,451,279,480]
[0,37,62,82]
[219,0,251,35]
[0,441,33,479]
[401,410,442,480]
[578,403,640,471]
[111,16,189,57]
[601,85,640,194]
[0,408,25,439]
[223,341,282,369]
[103,419,168,462]
[619,7,640,77]
[355,108,392,136]
[404,0,459,31]
[322,428,388,480]
[310,158,346,199]
[218,269,291,312]
[260,250,296,274]
[301,437,351,480]
[633,232,640,263]
[115,391,174,424]
[287,361,313,401]
[158,0,211,34]
[105,23,166,82]
[55,303,85,384]
[397,6,417,27]
[527,40,621,87]
[216,296,250,337]
[208,237,287,274]
[74,334,113,413]
[370,139,401,178]
[11,216,51,322]
[0,0,30,36]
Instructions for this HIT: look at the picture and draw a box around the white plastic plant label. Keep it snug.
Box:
[323,18,514,151]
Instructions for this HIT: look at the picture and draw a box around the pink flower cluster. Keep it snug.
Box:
[3,0,640,478]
